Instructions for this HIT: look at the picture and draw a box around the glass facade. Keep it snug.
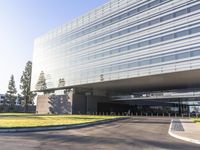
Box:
[31,0,200,91]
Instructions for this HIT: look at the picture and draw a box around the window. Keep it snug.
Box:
[190,26,200,34]
[88,56,94,60]
[174,9,187,17]
[120,29,129,35]
[138,4,148,12]
[149,0,160,7]
[175,30,189,38]
[138,22,149,29]
[162,34,174,41]
[191,50,200,57]
[0,96,5,99]
[95,69,101,74]
[120,46,128,52]
[163,55,175,62]
[104,20,111,26]
[160,0,166,3]
[129,44,138,50]
[119,64,128,70]
[88,41,93,45]
[129,62,138,68]
[161,14,173,21]
[112,17,118,23]
[151,57,162,64]
[129,26,138,32]
[111,32,119,38]
[120,13,128,19]
[150,37,161,44]
[128,8,138,15]
[176,52,190,59]
[111,65,119,71]
[188,4,200,12]
[97,24,103,30]
[112,48,121,54]
[82,30,87,35]
[103,67,110,73]
[96,53,102,58]
[90,27,96,32]
[139,41,149,47]
[139,60,150,66]
[103,35,110,41]
[150,18,160,25]
[96,38,104,43]
[104,50,110,56]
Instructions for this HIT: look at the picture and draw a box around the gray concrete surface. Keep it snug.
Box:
[0,117,199,150]
[169,118,200,144]
[170,119,184,131]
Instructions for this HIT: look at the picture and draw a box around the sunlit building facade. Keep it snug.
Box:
[32,0,200,114]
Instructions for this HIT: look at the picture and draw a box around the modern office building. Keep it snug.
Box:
[32,0,200,114]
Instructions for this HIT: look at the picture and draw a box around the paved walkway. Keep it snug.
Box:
[169,118,200,144]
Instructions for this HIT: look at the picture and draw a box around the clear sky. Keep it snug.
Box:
[0,0,109,94]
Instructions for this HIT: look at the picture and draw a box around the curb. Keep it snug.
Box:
[0,117,127,133]
[168,119,200,145]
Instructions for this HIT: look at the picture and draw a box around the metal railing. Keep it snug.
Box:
[85,111,200,118]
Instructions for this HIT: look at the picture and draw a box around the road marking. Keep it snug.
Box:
[168,119,200,145]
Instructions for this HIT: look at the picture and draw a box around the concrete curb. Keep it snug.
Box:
[168,119,200,145]
[0,117,127,133]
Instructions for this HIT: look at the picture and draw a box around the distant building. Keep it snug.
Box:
[0,94,5,104]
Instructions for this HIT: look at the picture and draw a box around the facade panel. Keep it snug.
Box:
[31,0,200,91]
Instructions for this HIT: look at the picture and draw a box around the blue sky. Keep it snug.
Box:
[0,0,109,94]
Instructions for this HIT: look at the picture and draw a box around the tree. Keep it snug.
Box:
[5,74,17,110]
[20,61,36,112]
[16,94,23,105]
[35,71,47,90]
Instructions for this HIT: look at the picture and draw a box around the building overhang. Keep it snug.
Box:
[34,69,200,93]
[77,69,200,92]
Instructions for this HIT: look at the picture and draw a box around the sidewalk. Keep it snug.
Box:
[168,118,200,144]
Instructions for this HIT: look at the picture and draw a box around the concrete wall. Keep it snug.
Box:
[36,93,109,114]
[48,95,71,114]
[36,95,71,114]
[36,95,50,114]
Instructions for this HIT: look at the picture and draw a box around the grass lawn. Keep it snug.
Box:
[0,113,124,128]
[193,118,200,125]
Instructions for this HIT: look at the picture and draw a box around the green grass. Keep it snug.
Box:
[193,118,200,125]
[0,113,124,128]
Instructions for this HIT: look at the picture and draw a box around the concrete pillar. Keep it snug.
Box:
[36,95,50,114]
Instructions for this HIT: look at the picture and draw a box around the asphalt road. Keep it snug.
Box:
[0,117,199,150]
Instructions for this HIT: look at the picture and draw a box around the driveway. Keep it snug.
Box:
[0,117,199,150]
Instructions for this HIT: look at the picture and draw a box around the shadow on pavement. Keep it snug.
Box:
[0,117,199,150]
